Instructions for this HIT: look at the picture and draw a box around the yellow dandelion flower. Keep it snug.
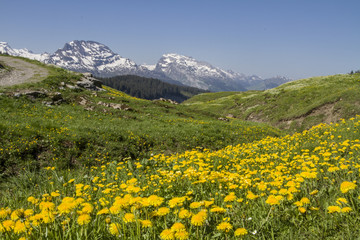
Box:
[236,198,244,203]
[140,219,152,228]
[216,221,232,232]
[340,181,356,193]
[29,214,42,226]
[42,211,55,223]
[246,191,259,200]
[147,195,164,207]
[224,192,237,202]
[174,230,189,240]
[327,206,341,213]
[310,190,318,195]
[234,227,248,236]
[58,201,77,214]
[298,207,306,213]
[198,209,207,218]
[171,222,186,232]
[258,183,267,191]
[341,207,352,213]
[0,220,14,232]
[109,222,121,235]
[168,197,186,208]
[0,208,10,219]
[328,166,340,172]
[156,207,170,216]
[178,209,191,219]
[11,209,24,221]
[81,203,94,214]
[123,213,135,223]
[336,198,348,205]
[51,192,60,197]
[24,209,34,218]
[210,207,226,213]
[102,188,112,194]
[97,208,110,215]
[189,202,202,209]
[77,214,91,225]
[190,212,206,226]
[204,200,214,207]
[13,220,27,234]
[300,197,310,205]
[39,201,55,212]
[75,198,85,205]
[109,205,122,215]
[265,195,282,205]
[160,229,175,240]
[27,196,38,205]
[287,194,294,201]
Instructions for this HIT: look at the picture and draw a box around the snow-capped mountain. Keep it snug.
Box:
[45,40,140,76]
[153,53,246,91]
[0,40,292,91]
[0,42,49,61]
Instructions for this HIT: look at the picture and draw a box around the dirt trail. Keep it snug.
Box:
[0,56,49,87]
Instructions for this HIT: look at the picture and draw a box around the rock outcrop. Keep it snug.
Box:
[76,73,104,91]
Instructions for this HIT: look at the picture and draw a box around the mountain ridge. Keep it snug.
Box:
[0,40,292,91]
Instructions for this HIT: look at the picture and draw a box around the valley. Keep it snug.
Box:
[1,55,360,239]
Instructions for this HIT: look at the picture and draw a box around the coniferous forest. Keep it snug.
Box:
[100,75,207,103]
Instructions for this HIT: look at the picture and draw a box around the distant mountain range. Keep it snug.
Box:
[0,40,292,91]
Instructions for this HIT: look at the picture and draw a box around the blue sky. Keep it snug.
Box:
[1,0,359,79]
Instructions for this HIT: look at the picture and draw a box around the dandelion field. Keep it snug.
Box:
[2,61,360,239]
[2,114,360,239]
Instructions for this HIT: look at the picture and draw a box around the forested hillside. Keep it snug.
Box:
[101,75,207,102]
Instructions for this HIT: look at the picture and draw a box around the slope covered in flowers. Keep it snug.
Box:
[2,115,360,239]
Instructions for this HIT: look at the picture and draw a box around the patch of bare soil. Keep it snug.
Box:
[245,112,266,123]
[0,56,49,87]
[279,102,340,129]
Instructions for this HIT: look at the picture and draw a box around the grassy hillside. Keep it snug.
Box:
[184,74,360,132]
[0,56,281,179]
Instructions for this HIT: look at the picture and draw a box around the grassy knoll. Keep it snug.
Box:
[184,73,360,132]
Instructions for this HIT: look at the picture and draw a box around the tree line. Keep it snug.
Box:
[99,75,207,103]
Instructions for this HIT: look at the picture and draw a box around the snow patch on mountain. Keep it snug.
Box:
[141,64,156,71]
[0,42,50,62]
